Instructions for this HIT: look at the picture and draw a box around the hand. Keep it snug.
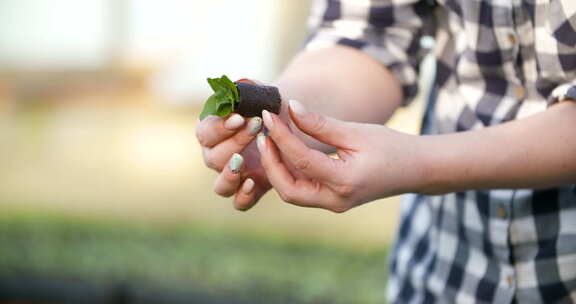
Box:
[256,100,425,213]
[196,112,270,210]
[196,78,273,210]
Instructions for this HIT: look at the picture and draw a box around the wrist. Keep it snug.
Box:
[403,135,439,195]
[416,145,444,195]
[371,131,438,197]
[390,133,445,196]
[415,134,469,195]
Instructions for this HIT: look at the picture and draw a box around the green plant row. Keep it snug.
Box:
[0,213,389,304]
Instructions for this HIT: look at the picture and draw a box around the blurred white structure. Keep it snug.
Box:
[150,0,292,103]
[0,0,310,104]
[0,0,109,69]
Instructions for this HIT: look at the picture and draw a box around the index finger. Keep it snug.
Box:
[261,110,339,182]
[196,114,245,148]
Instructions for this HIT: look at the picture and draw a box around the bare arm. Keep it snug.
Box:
[275,45,404,151]
[420,101,576,194]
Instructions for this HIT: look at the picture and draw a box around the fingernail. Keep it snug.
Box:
[289,100,307,116]
[228,153,244,174]
[262,110,273,129]
[248,117,262,135]
[236,78,255,84]
[242,178,255,194]
[257,133,267,150]
[224,114,244,130]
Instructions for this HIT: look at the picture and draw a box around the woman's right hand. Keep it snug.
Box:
[196,112,271,211]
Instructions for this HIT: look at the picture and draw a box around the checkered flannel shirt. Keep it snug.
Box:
[306,0,576,303]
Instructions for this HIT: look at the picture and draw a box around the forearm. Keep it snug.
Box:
[274,45,403,151]
[419,101,576,194]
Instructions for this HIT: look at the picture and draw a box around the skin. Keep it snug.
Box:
[195,45,576,212]
[197,46,401,210]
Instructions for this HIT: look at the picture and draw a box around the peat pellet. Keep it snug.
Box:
[235,82,282,117]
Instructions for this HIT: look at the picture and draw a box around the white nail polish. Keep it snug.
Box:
[225,114,244,130]
[257,133,267,150]
[228,153,243,174]
[289,100,307,116]
[262,110,273,128]
[248,117,263,135]
[242,178,255,194]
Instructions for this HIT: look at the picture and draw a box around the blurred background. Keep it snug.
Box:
[0,0,431,303]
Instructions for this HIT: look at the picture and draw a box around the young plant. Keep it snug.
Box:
[200,75,281,120]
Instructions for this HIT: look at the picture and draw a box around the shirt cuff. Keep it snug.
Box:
[548,82,576,104]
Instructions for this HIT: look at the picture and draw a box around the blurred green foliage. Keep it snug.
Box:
[0,213,389,304]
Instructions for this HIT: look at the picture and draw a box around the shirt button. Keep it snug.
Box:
[515,87,525,100]
[508,33,517,45]
[498,206,507,219]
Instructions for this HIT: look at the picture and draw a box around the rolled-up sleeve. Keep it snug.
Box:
[305,0,435,104]
[549,81,576,104]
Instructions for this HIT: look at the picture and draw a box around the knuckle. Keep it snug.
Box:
[233,132,253,147]
[260,158,272,172]
[334,175,357,197]
[278,191,295,204]
[335,183,354,197]
[329,203,350,214]
[310,114,329,135]
[203,153,220,171]
[272,131,287,144]
[223,171,239,183]
[293,156,311,171]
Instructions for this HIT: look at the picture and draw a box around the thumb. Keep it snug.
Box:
[288,99,353,148]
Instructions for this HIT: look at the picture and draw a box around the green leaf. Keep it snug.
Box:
[216,103,233,117]
[221,75,239,101]
[207,78,225,92]
[199,95,220,120]
[199,75,239,120]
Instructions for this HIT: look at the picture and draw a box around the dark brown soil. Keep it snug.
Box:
[235,82,281,117]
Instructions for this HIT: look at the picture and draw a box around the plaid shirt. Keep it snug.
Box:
[306,0,576,303]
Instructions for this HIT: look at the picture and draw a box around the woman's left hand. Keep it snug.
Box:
[257,100,427,213]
